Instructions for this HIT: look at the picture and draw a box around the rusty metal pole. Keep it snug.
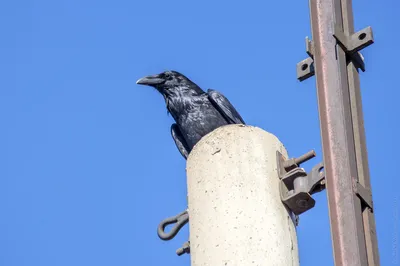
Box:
[296,0,380,265]
[340,1,380,264]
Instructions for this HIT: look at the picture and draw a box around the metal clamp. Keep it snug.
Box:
[333,25,374,72]
[277,150,326,215]
[297,26,374,81]
[297,37,315,81]
[157,209,189,241]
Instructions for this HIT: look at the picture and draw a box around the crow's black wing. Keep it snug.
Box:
[207,89,245,125]
[171,123,190,160]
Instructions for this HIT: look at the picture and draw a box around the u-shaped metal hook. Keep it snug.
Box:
[157,210,189,241]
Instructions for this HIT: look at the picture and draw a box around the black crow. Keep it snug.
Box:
[136,70,245,159]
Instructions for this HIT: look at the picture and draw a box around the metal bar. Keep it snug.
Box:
[308,0,369,264]
[340,0,381,264]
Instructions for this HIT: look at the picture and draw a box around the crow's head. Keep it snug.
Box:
[136,70,203,97]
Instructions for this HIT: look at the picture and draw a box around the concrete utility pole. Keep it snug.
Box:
[186,125,299,266]
[296,0,380,265]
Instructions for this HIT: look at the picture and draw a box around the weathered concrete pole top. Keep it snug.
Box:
[186,124,299,266]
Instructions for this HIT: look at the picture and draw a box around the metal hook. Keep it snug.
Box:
[157,209,189,241]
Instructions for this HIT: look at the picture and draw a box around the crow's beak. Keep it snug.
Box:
[136,74,165,86]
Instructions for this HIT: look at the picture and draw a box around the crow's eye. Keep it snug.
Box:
[164,73,172,80]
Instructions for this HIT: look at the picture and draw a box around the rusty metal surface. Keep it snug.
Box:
[340,0,381,264]
[277,150,325,216]
[308,0,370,264]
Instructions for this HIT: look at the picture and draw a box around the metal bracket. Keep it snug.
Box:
[333,26,374,54]
[297,37,315,81]
[353,179,373,210]
[297,26,373,81]
[277,150,326,215]
[297,57,315,81]
[333,25,374,72]
[157,209,189,241]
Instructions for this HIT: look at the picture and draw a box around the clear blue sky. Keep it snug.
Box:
[1,0,399,265]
